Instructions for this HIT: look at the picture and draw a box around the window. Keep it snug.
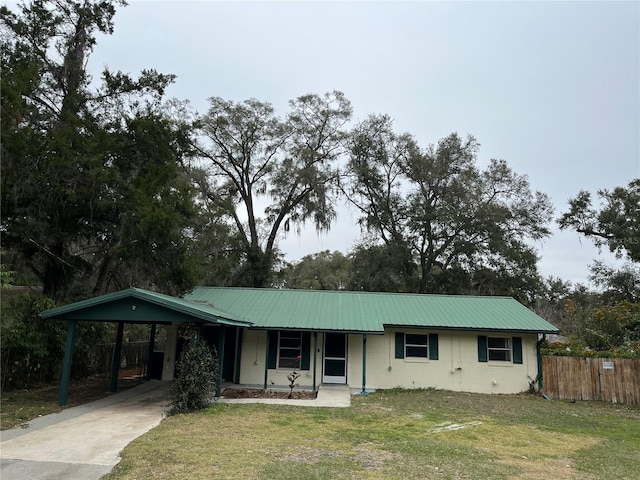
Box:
[405,333,428,358]
[395,332,439,360]
[267,331,311,370]
[487,337,511,362]
[477,336,523,364]
[278,332,302,369]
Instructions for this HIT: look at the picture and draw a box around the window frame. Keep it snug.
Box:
[395,331,438,361]
[277,331,302,369]
[404,333,429,359]
[487,336,512,362]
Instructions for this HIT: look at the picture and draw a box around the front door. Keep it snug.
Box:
[322,333,347,384]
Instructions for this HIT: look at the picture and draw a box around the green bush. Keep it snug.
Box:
[169,334,219,415]
[540,339,640,359]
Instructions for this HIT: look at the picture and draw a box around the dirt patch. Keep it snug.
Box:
[221,388,317,400]
[1,371,144,430]
[280,446,341,463]
[278,444,398,471]
[354,444,400,470]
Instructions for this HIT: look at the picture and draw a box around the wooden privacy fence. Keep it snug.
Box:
[542,356,640,404]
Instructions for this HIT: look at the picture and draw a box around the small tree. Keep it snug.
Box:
[169,334,219,415]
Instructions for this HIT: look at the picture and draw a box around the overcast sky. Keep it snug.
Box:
[88,0,639,287]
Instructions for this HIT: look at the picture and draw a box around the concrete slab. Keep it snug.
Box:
[0,458,113,480]
[217,383,352,407]
[0,381,171,480]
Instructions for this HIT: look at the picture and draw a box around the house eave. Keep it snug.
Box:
[383,324,559,335]
[247,326,384,335]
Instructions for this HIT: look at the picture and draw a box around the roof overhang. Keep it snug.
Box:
[384,324,559,335]
[41,288,253,327]
[247,326,384,335]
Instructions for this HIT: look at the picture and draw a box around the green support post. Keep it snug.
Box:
[264,331,270,390]
[110,321,124,393]
[58,319,77,406]
[312,332,318,392]
[216,327,226,397]
[145,323,157,381]
[362,334,367,393]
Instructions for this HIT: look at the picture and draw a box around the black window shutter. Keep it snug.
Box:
[512,336,523,364]
[477,335,488,362]
[233,328,244,384]
[267,330,278,369]
[395,332,405,359]
[429,333,439,360]
[301,332,311,370]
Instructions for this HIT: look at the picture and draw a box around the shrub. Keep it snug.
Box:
[169,334,219,415]
[540,339,639,359]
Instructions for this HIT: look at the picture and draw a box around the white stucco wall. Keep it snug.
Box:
[236,329,539,394]
[238,330,325,388]
[356,330,539,394]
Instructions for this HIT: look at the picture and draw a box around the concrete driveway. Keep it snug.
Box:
[0,381,171,480]
[1,381,352,479]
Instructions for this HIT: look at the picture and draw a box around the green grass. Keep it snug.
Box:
[105,389,640,480]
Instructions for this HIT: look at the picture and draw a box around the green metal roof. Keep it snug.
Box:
[185,287,558,334]
[41,288,251,326]
[42,287,558,334]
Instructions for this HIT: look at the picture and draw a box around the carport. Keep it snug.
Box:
[41,288,252,406]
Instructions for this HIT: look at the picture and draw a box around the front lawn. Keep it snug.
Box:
[103,389,639,480]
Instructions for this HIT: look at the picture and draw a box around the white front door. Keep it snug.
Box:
[322,333,347,384]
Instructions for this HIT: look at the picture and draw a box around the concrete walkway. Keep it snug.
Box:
[217,384,352,407]
[0,381,171,480]
[0,382,352,480]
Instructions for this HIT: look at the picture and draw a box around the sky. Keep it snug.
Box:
[86,0,639,287]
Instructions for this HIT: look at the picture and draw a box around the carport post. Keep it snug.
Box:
[312,332,318,392]
[110,321,124,393]
[58,319,77,406]
[216,327,225,397]
[145,323,157,381]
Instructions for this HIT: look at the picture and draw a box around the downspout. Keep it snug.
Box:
[362,334,367,394]
[536,334,546,391]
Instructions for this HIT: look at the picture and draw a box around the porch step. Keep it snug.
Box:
[318,383,351,391]
[316,384,351,407]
